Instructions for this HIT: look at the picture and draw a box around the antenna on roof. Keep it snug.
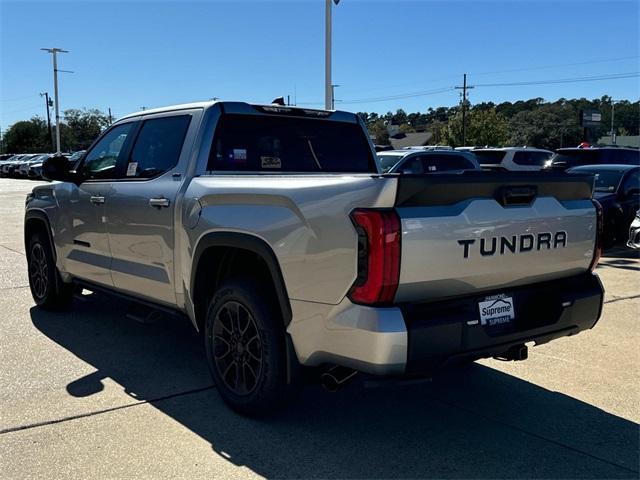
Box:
[271,96,286,106]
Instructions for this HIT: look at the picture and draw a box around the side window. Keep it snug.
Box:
[623,171,640,195]
[126,115,191,179]
[513,151,530,165]
[515,151,552,166]
[398,156,424,174]
[422,154,474,172]
[622,150,640,164]
[82,123,134,179]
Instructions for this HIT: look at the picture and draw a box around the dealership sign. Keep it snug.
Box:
[580,109,602,127]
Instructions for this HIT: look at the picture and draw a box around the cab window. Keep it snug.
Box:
[126,115,191,179]
[82,123,134,179]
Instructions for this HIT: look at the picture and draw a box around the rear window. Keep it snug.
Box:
[421,153,476,172]
[569,168,626,192]
[551,149,640,167]
[473,150,507,165]
[551,150,600,167]
[207,114,376,173]
[377,154,406,172]
[513,151,553,166]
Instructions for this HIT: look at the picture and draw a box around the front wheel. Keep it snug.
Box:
[204,279,291,415]
[27,232,73,310]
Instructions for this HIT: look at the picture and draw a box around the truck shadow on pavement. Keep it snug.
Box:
[31,295,639,479]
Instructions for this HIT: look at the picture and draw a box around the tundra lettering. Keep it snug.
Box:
[458,231,568,259]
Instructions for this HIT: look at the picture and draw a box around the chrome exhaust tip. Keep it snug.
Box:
[320,365,358,392]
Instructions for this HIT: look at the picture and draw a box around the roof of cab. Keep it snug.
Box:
[117,100,343,122]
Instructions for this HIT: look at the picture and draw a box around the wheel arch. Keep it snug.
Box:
[24,210,56,261]
[190,231,292,333]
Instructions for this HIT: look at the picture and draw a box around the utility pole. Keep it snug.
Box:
[141,106,146,111]
[40,92,53,151]
[331,84,340,109]
[610,100,616,144]
[455,73,474,146]
[325,0,341,110]
[108,108,113,125]
[41,48,69,154]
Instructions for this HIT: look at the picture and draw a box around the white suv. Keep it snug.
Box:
[473,147,554,172]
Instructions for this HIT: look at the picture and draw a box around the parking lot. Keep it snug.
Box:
[0,177,638,479]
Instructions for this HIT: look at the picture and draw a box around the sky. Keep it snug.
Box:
[1,0,638,127]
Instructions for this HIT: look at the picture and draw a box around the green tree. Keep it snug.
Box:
[508,103,581,149]
[440,108,509,147]
[367,119,390,145]
[4,117,50,153]
[63,108,109,150]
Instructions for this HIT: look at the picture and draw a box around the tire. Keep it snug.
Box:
[204,278,291,415]
[27,231,73,310]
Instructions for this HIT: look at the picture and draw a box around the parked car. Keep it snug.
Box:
[473,147,554,172]
[28,100,604,414]
[28,154,53,179]
[567,164,640,246]
[545,147,640,171]
[8,154,38,177]
[627,210,640,249]
[374,144,394,152]
[1,154,25,176]
[0,154,19,175]
[377,149,480,174]
[403,145,454,151]
[18,154,48,177]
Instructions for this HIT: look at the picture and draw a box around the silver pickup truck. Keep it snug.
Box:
[25,101,604,414]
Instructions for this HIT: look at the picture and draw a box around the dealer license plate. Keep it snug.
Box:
[478,295,515,326]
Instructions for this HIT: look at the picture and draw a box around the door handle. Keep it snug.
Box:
[90,196,105,205]
[149,197,170,208]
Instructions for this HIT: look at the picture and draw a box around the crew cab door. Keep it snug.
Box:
[103,112,195,306]
[65,122,137,287]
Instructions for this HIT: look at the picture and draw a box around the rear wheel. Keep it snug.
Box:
[204,279,291,415]
[27,232,73,310]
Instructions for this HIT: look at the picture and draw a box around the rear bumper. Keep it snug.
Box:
[289,273,604,375]
[402,273,604,373]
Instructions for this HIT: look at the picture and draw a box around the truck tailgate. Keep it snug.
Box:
[394,172,597,303]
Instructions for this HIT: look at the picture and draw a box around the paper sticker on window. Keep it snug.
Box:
[261,156,281,169]
[126,162,138,176]
[233,149,247,162]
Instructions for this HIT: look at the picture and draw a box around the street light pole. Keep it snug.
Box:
[41,48,68,154]
[325,0,340,110]
[610,100,616,144]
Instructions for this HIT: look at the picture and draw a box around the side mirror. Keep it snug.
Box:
[42,155,74,182]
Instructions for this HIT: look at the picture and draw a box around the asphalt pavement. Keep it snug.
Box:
[0,178,638,479]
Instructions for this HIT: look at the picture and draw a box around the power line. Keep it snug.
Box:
[470,55,639,77]
[1,104,43,115]
[334,55,639,97]
[339,87,456,105]
[333,71,639,106]
[474,71,639,87]
[0,95,40,103]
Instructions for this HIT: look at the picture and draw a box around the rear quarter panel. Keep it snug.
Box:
[181,174,397,307]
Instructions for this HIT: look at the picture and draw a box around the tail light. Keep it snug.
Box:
[589,199,603,272]
[348,209,401,305]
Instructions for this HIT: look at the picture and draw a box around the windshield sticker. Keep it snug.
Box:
[126,162,138,176]
[261,156,281,169]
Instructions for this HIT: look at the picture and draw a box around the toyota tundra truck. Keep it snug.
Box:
[25,101,604,414]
